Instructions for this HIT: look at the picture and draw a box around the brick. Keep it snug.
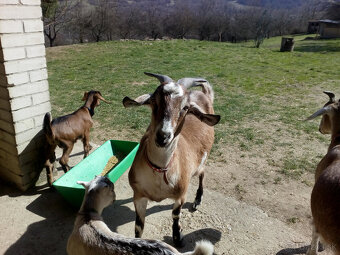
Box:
[2,47,26,61]
[26,45,45,58]
[0,74,8,86]
[1,32,44,48]
[10,95,32,110]
[0,6,42,20]
[29,68,47,82]
[33,113,45,127]
[0,108,12,122]
[15,125,41,145]
[23,19,43,33]
[0,148,20,171]
[0,20,23,33]
[0,129,16,145]
[4,57,46,74]
[0,87,9,99]
[19,148,38,165]
[0,164,23,186]
[0,119,14,134]
[12,101,50,122]
[32,90,49,105]
[0,139,17,155]
[7,72,30,86]
[8,80,48,98]
[20,0,41,5]
[0,98,10,111]
[0,0,19,4]
[14,118,34,133]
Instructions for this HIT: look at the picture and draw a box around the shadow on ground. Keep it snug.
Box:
[4,184,217,255]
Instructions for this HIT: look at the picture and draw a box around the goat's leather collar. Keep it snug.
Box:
[145,150,172,185]
[85,106,94,117]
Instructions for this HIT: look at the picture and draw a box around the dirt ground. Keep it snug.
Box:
[0,140,333,255]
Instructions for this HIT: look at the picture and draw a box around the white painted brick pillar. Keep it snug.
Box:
[0,0,51,190]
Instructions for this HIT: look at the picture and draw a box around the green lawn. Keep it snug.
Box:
[46,35,340,180]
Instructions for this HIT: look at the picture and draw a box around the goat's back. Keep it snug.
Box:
[311,149,340,250]
[51,108,93,141]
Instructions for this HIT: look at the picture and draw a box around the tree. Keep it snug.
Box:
[253,9,271,48]
[68,0,92,44]
[325,0,340,20]
[164,1,194,39]
[42,0,72,47]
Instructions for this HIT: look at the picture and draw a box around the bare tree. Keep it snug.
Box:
[165,1,195,39]
[140,4,164,40]
[68,0,92,43]
[325,0,340,20]
[90,0,117,42]
[42,0,73,47]
[116,5,140,39]
[195,0,217,40]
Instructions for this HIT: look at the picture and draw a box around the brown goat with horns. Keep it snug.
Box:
[123,72,220,247]
[43,90,110,186]
[306,91,340,255]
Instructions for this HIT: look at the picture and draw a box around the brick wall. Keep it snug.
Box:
[0,0,51,190]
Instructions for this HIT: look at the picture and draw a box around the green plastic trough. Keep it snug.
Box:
[53,140,139,208]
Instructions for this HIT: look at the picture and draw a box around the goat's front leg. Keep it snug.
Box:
[306,224,319,255]
[173,198,185,247]
[193,172,204,210]
[134,197,148,238]
[82,130,92,158]
[60,142,74,173]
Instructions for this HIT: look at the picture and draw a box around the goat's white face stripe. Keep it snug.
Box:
[163,82,183,98]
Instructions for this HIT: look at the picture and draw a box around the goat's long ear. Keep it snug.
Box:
[77,180,90,188]
[82,92,89,101]
[123,94,151,108]
[188,106,220,126]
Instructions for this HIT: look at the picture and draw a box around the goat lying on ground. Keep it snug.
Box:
[123,72,220,247]
[305,91,340,255]
[43,90,110,186]
[67,176,214,255]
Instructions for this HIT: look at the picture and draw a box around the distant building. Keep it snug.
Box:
[308,19,340,39]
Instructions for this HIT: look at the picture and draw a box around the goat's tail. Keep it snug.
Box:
[183,240,214,255]
[43,112,53,139]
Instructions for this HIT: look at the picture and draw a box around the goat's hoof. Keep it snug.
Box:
[192,200,201,211]
[173,232,185,248]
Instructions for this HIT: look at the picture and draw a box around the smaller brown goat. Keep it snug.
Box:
[43,90,110,186]
[305,91,340,255]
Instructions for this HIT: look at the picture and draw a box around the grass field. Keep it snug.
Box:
[46,35,340,183]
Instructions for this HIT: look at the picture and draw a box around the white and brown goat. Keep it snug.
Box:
[43,90,110,186]
[67,176,214,255]
[123,72,220,246]
[305,91,340,255]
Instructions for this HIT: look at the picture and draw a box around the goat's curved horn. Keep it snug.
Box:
[323,91,335,103]
[306,105,332,121]
[97,94,111,104]
[177,78,207,89]
[144,72,173,84]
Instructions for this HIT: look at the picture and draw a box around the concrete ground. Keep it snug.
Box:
[0,141,319,255]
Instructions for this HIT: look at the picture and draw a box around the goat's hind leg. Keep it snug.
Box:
[134,197,148,238]
[173,198,185,247]
[192,172,204,211]
[60,142,74,173]
[82,130,92,158]
[45,144,56,186]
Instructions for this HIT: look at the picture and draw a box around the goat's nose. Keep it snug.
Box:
[156,131,171,147]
